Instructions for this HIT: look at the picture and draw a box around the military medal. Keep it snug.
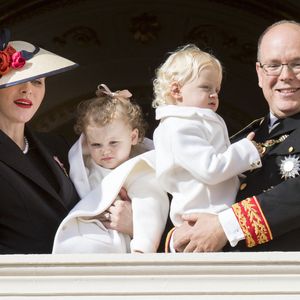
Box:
[279,155,300,180]
[253,134,289,157]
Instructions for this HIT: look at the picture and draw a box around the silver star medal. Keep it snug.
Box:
[279,155,300,180]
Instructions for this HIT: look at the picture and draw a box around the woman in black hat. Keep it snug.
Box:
[0,29,80,254]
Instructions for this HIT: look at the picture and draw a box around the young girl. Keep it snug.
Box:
[152,45,263,250]
[53,84,169,254]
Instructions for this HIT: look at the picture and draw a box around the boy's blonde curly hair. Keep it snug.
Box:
[152,44,222,108]
[74,84,147,143]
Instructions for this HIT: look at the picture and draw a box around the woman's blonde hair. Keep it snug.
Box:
[152,44,222,107]
[74,84,147,142]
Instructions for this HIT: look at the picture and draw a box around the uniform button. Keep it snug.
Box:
[288,147,294,153]
[240,183,247,190]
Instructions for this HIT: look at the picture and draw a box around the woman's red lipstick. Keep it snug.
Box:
[14,98,33,108]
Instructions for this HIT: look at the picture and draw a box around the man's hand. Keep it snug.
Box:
[98,187,133,237]
[173,213,228,252]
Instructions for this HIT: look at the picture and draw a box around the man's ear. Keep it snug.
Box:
[131,128,139,145]
[256,62,263,88]
[170,81,182,100]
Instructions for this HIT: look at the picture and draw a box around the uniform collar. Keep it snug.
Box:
[268,112,300,138]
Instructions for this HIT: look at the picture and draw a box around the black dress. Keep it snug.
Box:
[0,127,79,254]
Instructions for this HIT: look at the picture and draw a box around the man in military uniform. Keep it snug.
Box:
[172,20,300,252]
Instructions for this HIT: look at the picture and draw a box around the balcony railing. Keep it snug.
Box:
[1,252,300,299]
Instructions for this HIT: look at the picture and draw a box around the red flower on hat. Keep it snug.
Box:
[0,50,11,75]
[0,44,26,76]
[11,51,26,69]
[5,45,16,56]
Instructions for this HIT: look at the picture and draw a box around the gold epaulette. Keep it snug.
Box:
[230,117,265,140]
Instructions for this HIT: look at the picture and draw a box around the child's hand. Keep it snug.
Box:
[247,131,255,140]
[247,132,264,157]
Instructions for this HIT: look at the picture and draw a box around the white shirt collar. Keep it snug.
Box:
[269,112,278,127]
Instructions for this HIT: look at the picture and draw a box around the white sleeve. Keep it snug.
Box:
[218,208,245,247]
[128,170,170,253]
[172,121,261,184]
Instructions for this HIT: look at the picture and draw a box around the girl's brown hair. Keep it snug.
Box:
[74,84,147,142]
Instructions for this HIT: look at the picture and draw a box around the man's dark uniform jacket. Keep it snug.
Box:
[0,127,79,254]
[230,112,300,251]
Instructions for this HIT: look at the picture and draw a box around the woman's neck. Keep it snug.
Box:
[0,123,26,150]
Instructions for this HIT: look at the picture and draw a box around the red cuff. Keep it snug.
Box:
[232,196,273,247]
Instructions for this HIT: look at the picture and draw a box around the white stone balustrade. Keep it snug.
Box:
[0,252,300,299]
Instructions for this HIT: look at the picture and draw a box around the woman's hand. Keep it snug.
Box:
[98,187,133,237]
